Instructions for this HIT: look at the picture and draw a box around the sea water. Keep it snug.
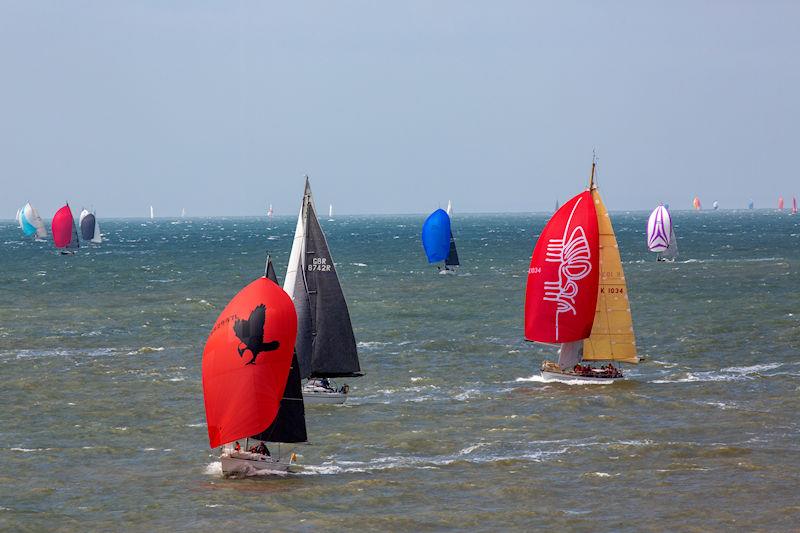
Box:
[1,211,799,531]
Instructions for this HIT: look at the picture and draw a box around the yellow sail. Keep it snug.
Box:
[582,185,639,363]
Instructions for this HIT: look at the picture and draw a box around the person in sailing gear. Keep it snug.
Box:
[234,441,241,452]
[256,441,270,457]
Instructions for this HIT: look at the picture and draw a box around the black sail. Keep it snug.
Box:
[251,258,307,443]
[69,215,80,249]
[445,231,460,266]
[80,213,96,241]
[301,201,361,378]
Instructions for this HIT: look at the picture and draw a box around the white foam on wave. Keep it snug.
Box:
[10,447,53,452]
[651,362,784,384]
[204,461,222,476]
[350,262,367,267]
[128,346,165,355]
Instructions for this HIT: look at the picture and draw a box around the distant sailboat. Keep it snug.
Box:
[712,201,719,210]
[792,197,798,215]
[284,177,362,404]
[748,199,755,210]
[181,207,186,218]
[202,255,306,476]
[52,203,80,254]
[554,198,560,212]
[647,204,672,261]
[525,157,638,382]
[150,205,155,220]
[328,204,334,221]
[267,204,274,222]
[778,197,785,210]
[693,197,702,211]
[444,200,460,271]
[79,209,102,244]
[422,207,458,273]
[18,202,48,240]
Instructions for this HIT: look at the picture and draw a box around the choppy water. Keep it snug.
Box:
[1,211,799,531]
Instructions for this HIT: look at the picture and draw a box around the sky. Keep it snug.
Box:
[1,1,799,217]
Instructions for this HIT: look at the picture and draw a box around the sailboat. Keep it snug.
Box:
[693,197,702,210]
[792,197,798,215]
[79,209,102,244]
[149,205,155,220]
[525,157,638,382]
[647,204,672,261]
[267,204,274,222]
[202,256,307,476]
[712,201,719,210]
[328,203,334,221]
[181,207,186,218]
[52,203,80,254]
[778,197,785,211]
[748,199,755,210]
[422,206,459,273]
[284,177,362,404]
[18,202,48,241]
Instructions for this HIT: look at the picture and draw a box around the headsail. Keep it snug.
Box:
[582,187,638,363]
[202,276,299,449]
[284,177,361,380]
[646,205,671,252]
[524,190,599,344]
[421,209,451,263]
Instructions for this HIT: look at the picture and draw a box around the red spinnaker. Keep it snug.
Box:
[51,205,74,248]
[202,277,298,448]
[525,190,600,343]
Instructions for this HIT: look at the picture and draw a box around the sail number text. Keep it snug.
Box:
[308,257,332,272]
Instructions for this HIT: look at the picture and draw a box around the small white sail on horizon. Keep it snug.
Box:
[149,205,154,220]
[328,203,334,220]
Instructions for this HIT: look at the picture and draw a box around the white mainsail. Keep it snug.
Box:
[328,204,334,219]
[150,206,154,220]
[446,200,453,216]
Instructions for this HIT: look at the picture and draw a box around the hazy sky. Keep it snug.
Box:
[2,1,799,217]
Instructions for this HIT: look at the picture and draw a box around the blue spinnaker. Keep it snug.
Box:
[422,209,451,263]
[20,211,37,236]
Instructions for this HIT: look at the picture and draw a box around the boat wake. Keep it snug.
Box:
[650,362,785,383]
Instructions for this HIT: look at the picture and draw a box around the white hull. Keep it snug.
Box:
[303,390,347,404]
[221,452,294,477]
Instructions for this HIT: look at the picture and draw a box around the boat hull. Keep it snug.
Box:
[540,370,623,383]
[302,389,348,404]
[221,453,294,477]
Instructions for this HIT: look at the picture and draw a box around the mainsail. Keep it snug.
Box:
[284,177,361,380]
[52,204,79,250]
[251,258,307,444]
[202,276,300,448]
[662,225,679,260]
[582,185,639,363]
[444,200,460,267]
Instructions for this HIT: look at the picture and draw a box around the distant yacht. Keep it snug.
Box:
[328,203,334,221]
[150,205,155,220]
[17,202,48,241]
[693,197,702,210]
[79,208,102,244]
[267,204,274,221]
[778,197,784,210]
[712,201,719,210]
[181,207,186,218]
[792,197,798,215]
[748,199,754,210]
